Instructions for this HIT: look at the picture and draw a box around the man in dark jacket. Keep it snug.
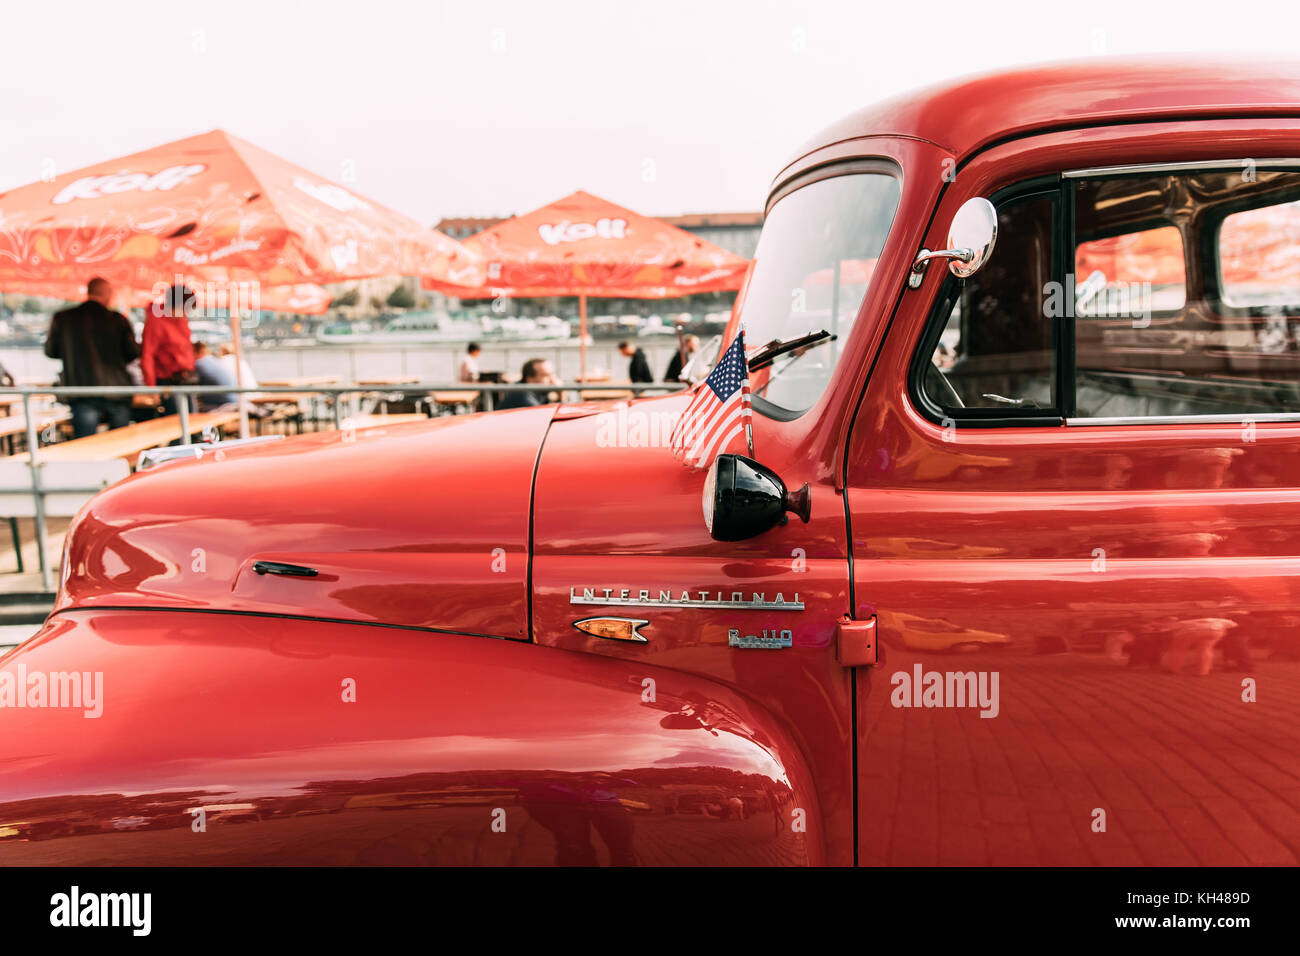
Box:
[619,341,653,383]
[664,334,701,383]
[44,277,140,437]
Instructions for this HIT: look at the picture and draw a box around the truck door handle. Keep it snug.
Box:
[836,616,879,667]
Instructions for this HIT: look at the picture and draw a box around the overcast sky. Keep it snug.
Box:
[3,0,1299,224]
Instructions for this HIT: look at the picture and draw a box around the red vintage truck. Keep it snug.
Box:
[4,57,1300,866]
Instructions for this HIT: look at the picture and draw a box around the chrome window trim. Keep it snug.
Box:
[1063,158,1300,178]
[1067,413,1300,427]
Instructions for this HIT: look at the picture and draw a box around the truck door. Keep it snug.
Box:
[845,142,1300,865]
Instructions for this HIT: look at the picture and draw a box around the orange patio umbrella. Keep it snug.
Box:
[2,277,333,315]
[0,129,480,291]
[0,129,481,433]
[422,190,749,377]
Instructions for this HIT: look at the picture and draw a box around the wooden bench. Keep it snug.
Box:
[577,388,636,401]
[0,394,56,416]
[0,410,71,454]
[341,413,429,429]
[30,411,240,468]
[260,377,339,387]
[429,390,479,415]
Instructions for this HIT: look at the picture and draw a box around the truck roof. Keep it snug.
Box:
[783,56,1300,178]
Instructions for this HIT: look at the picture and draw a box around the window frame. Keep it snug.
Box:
[908,159,1300,429]
[1069,160,1300,426]
[1072,223,1188,321]
[748,158,903,421]
[1208,187,1300,315]
[908,174,1069,428]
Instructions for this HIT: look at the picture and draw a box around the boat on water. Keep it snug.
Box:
[315,311,571,345]
[480,315,571,341]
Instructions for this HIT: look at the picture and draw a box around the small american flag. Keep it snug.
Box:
[671,331,752,469]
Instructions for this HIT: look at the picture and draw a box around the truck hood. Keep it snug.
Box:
[56,406,556,639]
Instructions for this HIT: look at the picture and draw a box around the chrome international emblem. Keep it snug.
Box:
[568,587,803,611]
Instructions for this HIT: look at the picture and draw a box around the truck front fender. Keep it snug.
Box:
[0,610,824,865]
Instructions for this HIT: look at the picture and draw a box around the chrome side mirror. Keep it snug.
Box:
[908,197,998,289]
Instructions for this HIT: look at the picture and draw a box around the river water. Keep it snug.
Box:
[1,338,687,386]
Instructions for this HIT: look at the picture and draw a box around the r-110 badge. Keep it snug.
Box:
[728,628,793,649]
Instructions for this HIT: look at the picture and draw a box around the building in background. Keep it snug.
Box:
[658,213,762,259]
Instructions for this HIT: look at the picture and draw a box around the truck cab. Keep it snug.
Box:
[4,57,1300,866]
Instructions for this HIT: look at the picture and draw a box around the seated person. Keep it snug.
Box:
[216,341,258,390]
[193,340,238,410]
[498,357,560,409]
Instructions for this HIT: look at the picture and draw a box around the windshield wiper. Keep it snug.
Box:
[747,329,835,371]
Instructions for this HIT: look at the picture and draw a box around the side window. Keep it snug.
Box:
[1073,169,1300,419]
[1220,199,1300,309]
[1075,225,1186,316]
[914,166,1300,425]
[919,191,1058,416]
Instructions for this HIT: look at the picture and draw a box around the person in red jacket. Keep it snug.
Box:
[141,283,197,413]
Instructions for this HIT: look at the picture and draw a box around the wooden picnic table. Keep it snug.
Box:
[0,409,71,437]
[342,414,429,429]
[430,390,479,405]
[0,394,56,413]
[427,390,480,416]
[248,392,318,406]
[28,411,240,467]
[260,377,339,387]
[357,375,422,386]
[247,390,332,432]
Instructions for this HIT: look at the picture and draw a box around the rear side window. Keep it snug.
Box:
[1073,169,1300,419]
[1074,225,1186,316]
[1220,199,1300,309]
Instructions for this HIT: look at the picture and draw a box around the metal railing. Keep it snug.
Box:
[1,380,686,590]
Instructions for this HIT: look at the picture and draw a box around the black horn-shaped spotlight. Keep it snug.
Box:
[702,454,811,542]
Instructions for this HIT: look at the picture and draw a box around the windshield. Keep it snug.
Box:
[738,170,901,414]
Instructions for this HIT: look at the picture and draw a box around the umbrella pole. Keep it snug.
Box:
[231,309,249,439]
[579,294,588,380]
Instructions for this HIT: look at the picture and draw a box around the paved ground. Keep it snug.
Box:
[861,651,1300,866]
[0,623,38,653]
[0,516,62,651]
[0,807,810,866]
[0,516,67,589]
